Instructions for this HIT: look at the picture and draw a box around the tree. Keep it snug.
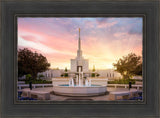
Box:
[92,65,95,72]
[65,67,68,72]
[91,65,100,77]
[18,48,50,79]
[91,65,96,77]
[113,53,142,79]
[133,63,142,75]
[26,74,32,81]
[64,67,68,77]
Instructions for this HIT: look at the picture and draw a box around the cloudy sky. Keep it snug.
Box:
[18,17,142,69]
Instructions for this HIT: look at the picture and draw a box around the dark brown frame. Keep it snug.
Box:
[1,0,160,117]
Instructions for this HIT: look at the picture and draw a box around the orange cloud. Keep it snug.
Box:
[18,17,142,69]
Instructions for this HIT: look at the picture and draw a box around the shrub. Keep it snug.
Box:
[26,74,32,80]
[108,79,135,84]
[91,73,95,77]
[61,74,64,77]
[25,79,52,84]
[96,74,100,77]
[38,74,44,79]
[64,73,68,77]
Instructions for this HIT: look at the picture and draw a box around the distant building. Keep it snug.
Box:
[95,69,122,79]
[38,68,121,81]
[37,69,64,81]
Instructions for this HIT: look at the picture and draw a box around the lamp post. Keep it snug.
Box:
[29,81,32,90]
[129,81,132,91]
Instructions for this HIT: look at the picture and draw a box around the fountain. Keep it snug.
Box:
[52,71,107,96]
[52,28,108,96]
[85,79,89,86]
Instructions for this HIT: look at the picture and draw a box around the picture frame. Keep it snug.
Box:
[15,15,145,104]
[1,0,160,117]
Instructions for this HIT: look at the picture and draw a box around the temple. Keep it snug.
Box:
[70,28,89,73]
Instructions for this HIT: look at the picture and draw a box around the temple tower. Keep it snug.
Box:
[70,28,89,72]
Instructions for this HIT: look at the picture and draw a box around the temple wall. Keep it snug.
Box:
[71,59,77,72]
[70,58,89,72]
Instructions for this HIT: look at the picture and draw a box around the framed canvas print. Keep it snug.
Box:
[1,0,160,118]
[17,16,143,102]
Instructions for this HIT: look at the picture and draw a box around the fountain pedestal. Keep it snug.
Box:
[52,70,108,96]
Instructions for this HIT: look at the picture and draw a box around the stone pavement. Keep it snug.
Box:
[20,87,138,101]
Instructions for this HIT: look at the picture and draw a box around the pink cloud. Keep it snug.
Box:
[21,35,38,43]
[84,20,95,28]
[97,21,117,28]
[18,25,78,54]
[18,18,142,69]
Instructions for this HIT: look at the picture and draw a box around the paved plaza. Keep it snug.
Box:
[20,87,140,101]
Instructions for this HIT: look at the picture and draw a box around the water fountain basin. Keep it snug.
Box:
[53,84,107,96]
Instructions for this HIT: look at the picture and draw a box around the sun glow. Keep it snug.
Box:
[18,17,142,70]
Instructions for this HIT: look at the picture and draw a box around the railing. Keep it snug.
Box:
[18,84,53,90]
[108,84,143,90]
[17,81,25,84]
[18,83,142,90]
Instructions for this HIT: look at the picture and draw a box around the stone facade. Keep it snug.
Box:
[70,59,89,72]
[96,69,122,79]
[37,69,64,80]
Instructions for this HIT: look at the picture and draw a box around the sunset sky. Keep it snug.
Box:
[18,17,142,70]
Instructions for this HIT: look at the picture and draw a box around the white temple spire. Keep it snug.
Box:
[78,28,81,51]
[70,28,89,73]
[77,28,82,58]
